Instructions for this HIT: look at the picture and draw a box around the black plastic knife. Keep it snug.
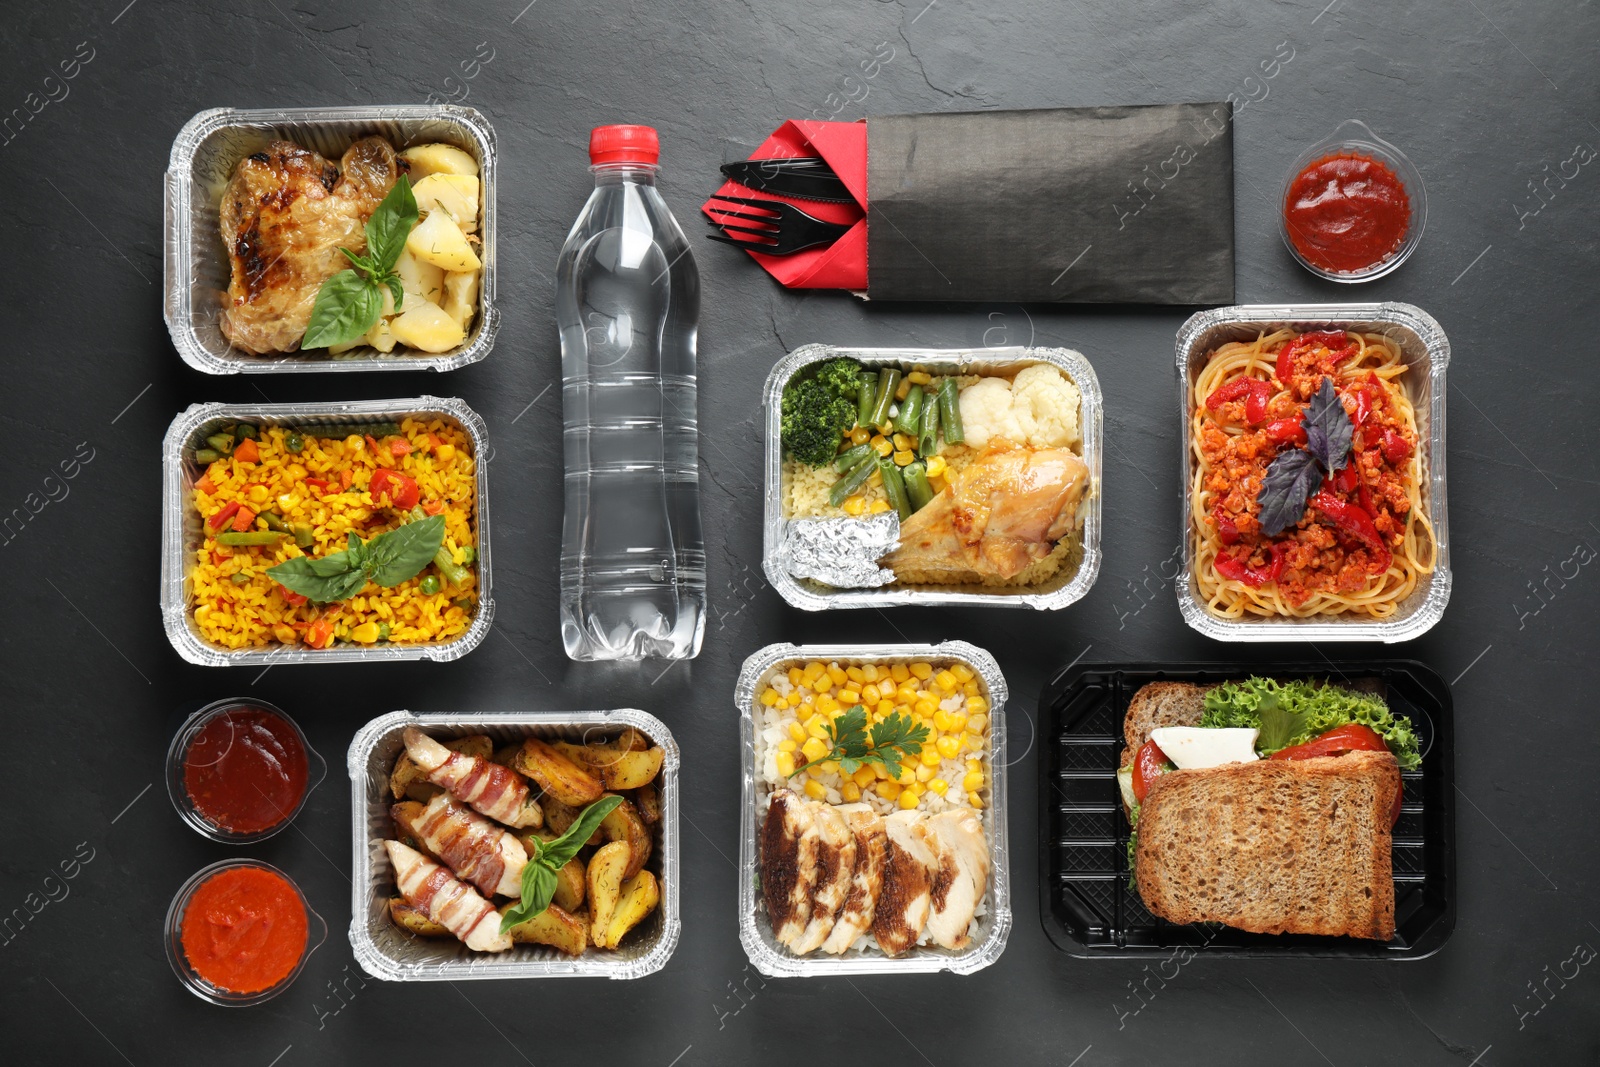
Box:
[719,158,855,203]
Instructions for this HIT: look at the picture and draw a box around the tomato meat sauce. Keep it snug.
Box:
[183,706,309,834]
[1284,152,1410,274]
[181,866,308,993]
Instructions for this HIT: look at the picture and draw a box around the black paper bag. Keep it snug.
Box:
[865,104,1234,304]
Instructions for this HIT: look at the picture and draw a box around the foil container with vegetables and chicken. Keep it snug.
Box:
[764,346,1102,610]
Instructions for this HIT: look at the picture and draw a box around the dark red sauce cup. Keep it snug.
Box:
[166,699,325,843]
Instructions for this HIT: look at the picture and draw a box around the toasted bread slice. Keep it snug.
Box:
[1120,681,1210,769]
[1134,750,1399,940]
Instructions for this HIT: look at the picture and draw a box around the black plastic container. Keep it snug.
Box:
[1037,661,1455,959]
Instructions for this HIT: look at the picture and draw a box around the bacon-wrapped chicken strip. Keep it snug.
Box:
[395,794,527,898]
[403,727,543,828]
[384,840,510,952]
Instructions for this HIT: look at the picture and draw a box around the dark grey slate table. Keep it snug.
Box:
[2,1,1596,1063]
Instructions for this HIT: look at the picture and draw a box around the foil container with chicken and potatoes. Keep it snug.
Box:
[762,345,1103,610]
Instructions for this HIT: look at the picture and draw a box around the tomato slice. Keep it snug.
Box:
[1131,740,1172,804]
[369,468,420,510]
[1267,723,1388,761]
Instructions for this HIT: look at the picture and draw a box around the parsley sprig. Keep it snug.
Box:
[786,705,931,781]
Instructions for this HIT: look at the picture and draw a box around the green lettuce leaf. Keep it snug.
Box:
[1200,676,1421,769]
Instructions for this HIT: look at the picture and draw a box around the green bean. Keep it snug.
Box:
[894,385,924,437]
[902,461,934,512]
[260,511,288,533]
[828,453,876,507]
[194,448,221,465]
[291,524,315,548]
[420,574,442,595]
[377,622,391,642]
[321,421,403,440]
[206,433,235,455]
[235,423,258,441]
[285,433,305,453]
[918,391,941,456]
[834,444,874,472]
[937,378,965,445]
[868,368,901,428]
[460,546,478,565]
[216,531,287,546]
[857,380,876,427]
[878,457,911,520]
[230,572,252,585]
[434,549,471,588]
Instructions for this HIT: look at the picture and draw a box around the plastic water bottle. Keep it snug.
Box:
[556,125,705,661]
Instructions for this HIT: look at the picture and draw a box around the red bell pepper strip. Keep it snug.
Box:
[422,498,445,516]
[300,616,336,649]
[1309,490,1391,573]
[196,473,217,495]
[1211,506,1240,546]
[278,585,308,607]
[370,468,421,510]
[208,501,242,531]
[233,438,260,463]
[1276,331,1355,388]
[1330,461,1359,495]
[231,506,257,533]
[1264,415,1307,445]
[1206,377,1273,424]
[1131,740,1172,804]
[1214,541,1289,587]
[390,437,413,458]
[339,468,354,491]
[304,477,331,493]
[1381,429,1412,465]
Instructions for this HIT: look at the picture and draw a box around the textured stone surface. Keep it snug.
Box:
[0,0,1597,1062]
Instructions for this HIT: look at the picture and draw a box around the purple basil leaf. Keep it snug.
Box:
[1257,448,1323,536]
[1302,376,1353,473]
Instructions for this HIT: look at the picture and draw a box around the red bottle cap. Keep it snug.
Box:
[589,125,660,165]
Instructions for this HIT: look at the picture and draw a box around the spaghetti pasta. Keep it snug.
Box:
[1189,328,1436,620]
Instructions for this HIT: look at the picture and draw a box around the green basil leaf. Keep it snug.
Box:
[339,246,377,278]
[303,270,383,349]
[266,554,367,603]
[385,273,405,313]
[364,514,446,587]
[364,174,418,274]
[539,795,623,870]
[498,861,559,934]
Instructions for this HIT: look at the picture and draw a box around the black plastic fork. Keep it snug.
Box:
[705,193,853,255]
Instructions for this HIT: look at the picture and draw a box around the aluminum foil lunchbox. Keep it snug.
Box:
[164,105,499,374]
[1175,303,1451,643]
[160,396,494,666]
[763,345,1104,610]
[348,710,680,981]
[734,641,1011,976]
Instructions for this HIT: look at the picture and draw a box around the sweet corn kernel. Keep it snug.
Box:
[804,779,827,801]
[906,370,932,385]
[962,681,981,698]
[849,426,871,445]
[897,684,920,704]
[933,709,953,732]
[868,469,883,487]
[916,764,935,783]
[820,760,840,775]
[802,737,829,763]
[874,762,891,779]
[934,670,958,692]
[846,666,866,683]
[906,781,924,795]
[868,499,891,513]
[839,688,861,705]
[966,712,988,735]
[350,621,381,644]
[862,683,880,705]
[871,437,893,456]
[435,443,457,463]
[951,663,974,683]
[897,766,915,786]
[898,789,920,810]
[949,713,967,733]
[345,435,364,450]
[827,664,848,685]
[892,433,915,451]
[816,694,840,716]
[775,751,796,777]
[805,659,826,677]
[936,736,961,759]
[855,663,876,682]
[929,778,949,796]
[877,421,894,436]
[778,738,798,753]
[761,688,780,707]
[894,378,911,401]
[807,718,828,739]
[841,782,862,802]
[909,661,933,680]
[929,475,947,493]
[967,793,984,809]
[877,781,901,800]
[247,484,270,504]
[877,700,895,717]
[920,747,942,768]
[963,771,985,792]
[786,721,806,744]
[914,698,937,716]
[890,663,910,683]
[807,764,826,779]
[967,696,989,715]
[787,666,803,686]
[925,454,946,477]
[893,449,915,466]
[849,767,874,789]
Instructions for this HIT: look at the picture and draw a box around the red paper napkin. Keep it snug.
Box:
[701,119,868,289]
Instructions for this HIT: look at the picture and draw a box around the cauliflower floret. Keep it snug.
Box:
[958,377,1027,449]
[1009,364,1082,449]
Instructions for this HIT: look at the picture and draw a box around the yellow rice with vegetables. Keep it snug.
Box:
[190,418,479,650]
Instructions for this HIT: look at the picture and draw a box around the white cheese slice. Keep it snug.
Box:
[1116,765,1137,813]
[1148,727,1260,770]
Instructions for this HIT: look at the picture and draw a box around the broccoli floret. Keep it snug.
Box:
[781,359,864,466]
[813,357,862,397]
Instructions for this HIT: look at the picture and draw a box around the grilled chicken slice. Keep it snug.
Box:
[922,809,989,950]
[219,136,401,353]
[404,727,542,827]
[884,441,1089,581]
[760,790,820,947]
[873,811,938,956]
[385,840,510,952]
[402,794,527,898]
[788,803,857,955]
[821,805,887,955]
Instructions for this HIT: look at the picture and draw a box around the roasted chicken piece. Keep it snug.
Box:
[884,441,1089,582]
[760,790,820,947]
[219,136,401,353]
[404,727,542,828]
[922,809,989,950]
[820,805,887,955]
[395,794,527,898]
[788,803,857,955]
[872,811,938,956]
[385,840,510,952]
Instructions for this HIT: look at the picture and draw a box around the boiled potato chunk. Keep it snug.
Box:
[366,315,397,353]
[587,841,631,947]
[393,248,445,310]
[414,174,480,232]
[602,870,660,949]
[504,902,587,956]
[442,270,479,331]
[402,143,479,180]
[389,302,466,353]
[407,211,480,272]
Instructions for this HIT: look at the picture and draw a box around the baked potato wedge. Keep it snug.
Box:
[514,738,604,806]
[504,902,588,957]
[632,783,662,825]
[597,795,652,878]
[390,734,493,801]
[389,897,451,937]
[518,831,587,912]
[390,801,433,858]
[586,840,631,946]
[591,747,665,791]
[601,870,660,949]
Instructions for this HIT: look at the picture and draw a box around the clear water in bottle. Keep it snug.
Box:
[557,125,705,661]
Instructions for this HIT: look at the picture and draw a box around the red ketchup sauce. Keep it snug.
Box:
[183,706,308,834]
[1284,152,1410,273]
[181,866,308,993]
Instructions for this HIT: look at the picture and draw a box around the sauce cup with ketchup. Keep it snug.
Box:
[165,860,327,1006]
[166,699,325,843]
[1280,118,1428,282]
